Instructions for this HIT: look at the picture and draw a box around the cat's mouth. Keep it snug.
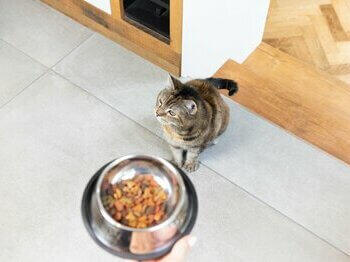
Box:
[156,116,166,124]
[156,116,177,126]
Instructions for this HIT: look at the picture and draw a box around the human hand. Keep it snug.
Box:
[128,235,196,262]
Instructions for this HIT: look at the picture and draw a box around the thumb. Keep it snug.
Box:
[162,236,197,262]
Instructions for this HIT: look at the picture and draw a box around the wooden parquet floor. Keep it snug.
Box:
[263,0,350,85]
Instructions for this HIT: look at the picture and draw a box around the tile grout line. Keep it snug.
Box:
[0,70,49,111]
[202,164,350,257]
[223,98,350,169]
[52,70,349,257]
[0,38,48,69]
[0,32,94,70]
[0,0,96,70]
[50,33,95,69]
[51,71,166,139]
[0,33,95,111]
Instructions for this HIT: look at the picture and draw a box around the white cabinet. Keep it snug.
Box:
[84,0,111,14]
[182,0,270,78]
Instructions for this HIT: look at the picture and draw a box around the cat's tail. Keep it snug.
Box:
[205,77,238,96]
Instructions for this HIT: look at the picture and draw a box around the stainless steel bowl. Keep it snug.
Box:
[81,155,198,260]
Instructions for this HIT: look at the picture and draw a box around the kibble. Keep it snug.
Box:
[101,174,168,228]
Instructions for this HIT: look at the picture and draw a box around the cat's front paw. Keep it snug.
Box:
[183,161,199,173]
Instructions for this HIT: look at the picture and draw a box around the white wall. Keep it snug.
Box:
[181,0,270,78]
[84,0,111,14]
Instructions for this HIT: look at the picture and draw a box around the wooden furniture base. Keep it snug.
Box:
[41,0,182,76]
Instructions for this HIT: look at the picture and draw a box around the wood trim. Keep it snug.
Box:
[41,0,181,75]
[170,0,183,53]
[215,43,350,165]
[110,0,122,19]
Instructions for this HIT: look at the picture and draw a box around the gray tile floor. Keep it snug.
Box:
[0,1,349,261]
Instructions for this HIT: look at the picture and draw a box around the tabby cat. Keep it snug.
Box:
[155,75,238,172]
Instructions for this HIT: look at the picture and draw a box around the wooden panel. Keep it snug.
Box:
[110,0,122,19]
[263,0,350,84]
[320,4,350,41]
[41,0,181,75]
[215,43,350,165]
[333,0,350,33]
[170,0,183,53]
[110,0,183,65]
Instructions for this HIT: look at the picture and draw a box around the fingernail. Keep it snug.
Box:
[188,236,197,247]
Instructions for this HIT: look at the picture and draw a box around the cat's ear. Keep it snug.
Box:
[183,100,197,115]
[169,74,183,90]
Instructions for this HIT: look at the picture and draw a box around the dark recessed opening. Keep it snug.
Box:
[122,0,170,43]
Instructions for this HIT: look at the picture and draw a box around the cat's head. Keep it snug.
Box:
[155,75,199,129]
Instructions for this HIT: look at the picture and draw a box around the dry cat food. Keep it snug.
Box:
[101,174,168,228]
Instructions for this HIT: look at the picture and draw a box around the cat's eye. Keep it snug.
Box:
[167,110,175,116]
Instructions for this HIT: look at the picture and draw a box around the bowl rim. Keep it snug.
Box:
[95,154,186,232]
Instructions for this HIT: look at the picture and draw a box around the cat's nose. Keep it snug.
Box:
[155,110,160,117]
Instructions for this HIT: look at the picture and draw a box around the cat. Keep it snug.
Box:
[155,75,238,172]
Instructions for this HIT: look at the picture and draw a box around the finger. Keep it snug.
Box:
[161,236,196,262]
[153,225,177,241]
[125,260,155,262]
[125,259,157,262]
